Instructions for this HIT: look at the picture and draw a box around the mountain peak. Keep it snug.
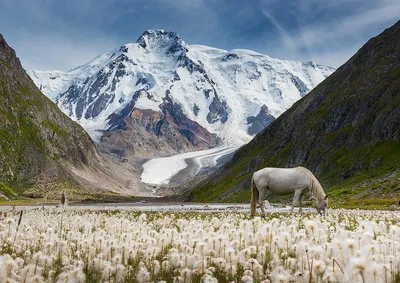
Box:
[135,29,185,52]
[28,30,335,147]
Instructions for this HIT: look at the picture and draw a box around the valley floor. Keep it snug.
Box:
[0,203,307,212]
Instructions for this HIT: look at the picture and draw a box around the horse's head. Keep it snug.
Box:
[315,195,328,215]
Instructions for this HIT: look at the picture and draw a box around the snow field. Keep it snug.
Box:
[0,208,399,282]
[140,147,237,185]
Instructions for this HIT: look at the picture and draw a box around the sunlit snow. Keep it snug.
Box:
[141,147,237,185]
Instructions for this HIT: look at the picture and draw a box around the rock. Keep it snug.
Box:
[207,94,228,124]
[247,104,275,135]
[222,53,239,61]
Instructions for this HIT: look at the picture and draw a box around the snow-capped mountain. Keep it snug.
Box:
[28,30,335,154]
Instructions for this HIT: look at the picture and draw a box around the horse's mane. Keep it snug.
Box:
[308,172,326,201]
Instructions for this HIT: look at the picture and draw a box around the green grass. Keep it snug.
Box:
[192,140,400,204]
[0,58,12,69]
[324,141,400,186]
[42,120,70,137]
[0,198,58,205]
[0,182,18,200]
[330,198,399,210]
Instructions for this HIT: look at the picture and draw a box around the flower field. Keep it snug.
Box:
[0,207,399,282]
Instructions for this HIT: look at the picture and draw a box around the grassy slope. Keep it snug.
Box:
[189,22,400,206]
[0,34,102,200]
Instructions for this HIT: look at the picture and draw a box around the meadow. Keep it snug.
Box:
[0,207,399,283]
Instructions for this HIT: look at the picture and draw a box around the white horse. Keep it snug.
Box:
[250,167,328,217]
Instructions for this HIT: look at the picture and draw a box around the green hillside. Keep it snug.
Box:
[0,34,99,199]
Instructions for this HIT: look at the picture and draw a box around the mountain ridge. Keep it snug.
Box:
[28,29,335,159]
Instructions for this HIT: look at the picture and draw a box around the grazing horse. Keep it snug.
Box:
[250,167,328,217]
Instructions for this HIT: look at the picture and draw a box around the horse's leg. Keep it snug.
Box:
[258,189,266,218]
[290,190,302,213]
[299,192,304,213]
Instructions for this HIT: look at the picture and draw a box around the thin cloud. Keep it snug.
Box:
[259,0,400,67]
[261,9,297,52]
[5,32,117,71]
[294,3,400,49]
[1,0,399,70]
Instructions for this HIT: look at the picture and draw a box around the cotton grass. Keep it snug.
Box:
[0,208,398,282]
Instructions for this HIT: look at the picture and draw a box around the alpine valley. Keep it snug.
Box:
[28,30,334,160]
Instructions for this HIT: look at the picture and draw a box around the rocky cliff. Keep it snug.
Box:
[0,34,147,200]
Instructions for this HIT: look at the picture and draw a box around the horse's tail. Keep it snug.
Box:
[250,176,259,217]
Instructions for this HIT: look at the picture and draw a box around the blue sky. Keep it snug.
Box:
[0,0,399,71]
